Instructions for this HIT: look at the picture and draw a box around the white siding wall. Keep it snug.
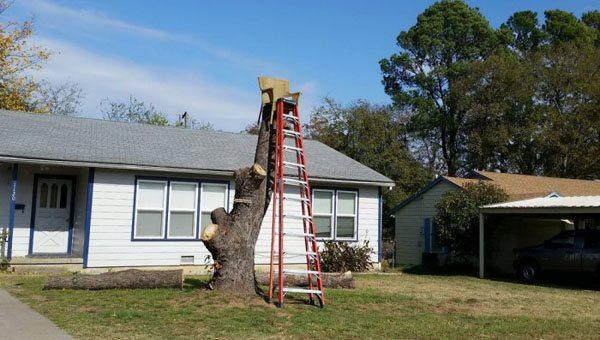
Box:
[394,180,458,265]
[0,163,88,257]
[86,169,381,268]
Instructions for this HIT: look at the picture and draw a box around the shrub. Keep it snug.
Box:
[319,241,373,272]
[0,228,10,271]
[433,182,508,263]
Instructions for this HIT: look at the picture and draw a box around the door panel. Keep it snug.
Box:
[582,233,600,273]
[32,178,73,254]
[538,232,580,272]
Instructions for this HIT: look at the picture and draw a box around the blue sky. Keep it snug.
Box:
[6,0,598,131]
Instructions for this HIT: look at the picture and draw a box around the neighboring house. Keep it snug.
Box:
[0,110,393,270]
[393,170,600,271]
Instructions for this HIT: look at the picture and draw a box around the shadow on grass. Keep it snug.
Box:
[400,264,600,291]
[488,273,600,291]
[184,277,210,289]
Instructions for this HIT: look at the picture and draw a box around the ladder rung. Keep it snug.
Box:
[283,114,299,122]
[283,161,305,167]
[282,288,322,294]
[282,232,315,238]
[283,269,320,275]
[283,129,300,137]
[282,178,307,186]
[283,145,302,152]
[283,214,312,220]
[284,196,310,203]
[284,251,318,256]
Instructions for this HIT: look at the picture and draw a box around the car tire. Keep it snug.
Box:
[518,261,539,283]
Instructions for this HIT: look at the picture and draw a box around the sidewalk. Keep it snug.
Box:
[0,289,72,340]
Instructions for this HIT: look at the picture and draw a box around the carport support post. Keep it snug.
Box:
[479,212,484,278]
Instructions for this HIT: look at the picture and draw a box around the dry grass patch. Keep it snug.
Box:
[358,273,600,319]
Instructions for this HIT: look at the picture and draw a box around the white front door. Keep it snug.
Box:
[32,178,73,254]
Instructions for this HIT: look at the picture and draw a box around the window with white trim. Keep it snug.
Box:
[134,180,167,238]
[168,182,198,238]
[313,189,334,238]
[200,183,228,231]
[312,189,358,240]
[335,191,357,239]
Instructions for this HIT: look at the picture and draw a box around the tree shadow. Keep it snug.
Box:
[487,273,600,291]
[184,277,210,289]
[401,265,599,291]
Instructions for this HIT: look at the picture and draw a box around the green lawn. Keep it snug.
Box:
[1,272,599,339]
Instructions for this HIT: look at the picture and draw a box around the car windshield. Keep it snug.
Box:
[547,232,575,248]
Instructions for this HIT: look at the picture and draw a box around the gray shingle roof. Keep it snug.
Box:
[0,110,393,186]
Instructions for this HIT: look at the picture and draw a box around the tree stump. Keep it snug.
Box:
[200,103,277,295]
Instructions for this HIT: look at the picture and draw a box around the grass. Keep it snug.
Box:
[1,272,599,339]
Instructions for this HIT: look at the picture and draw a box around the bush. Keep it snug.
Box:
[319,241,373,272]
[433,182,508,263]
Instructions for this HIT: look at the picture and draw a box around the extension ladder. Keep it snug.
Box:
[268,98,325,308]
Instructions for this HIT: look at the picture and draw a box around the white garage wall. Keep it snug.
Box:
[86,169,381,268]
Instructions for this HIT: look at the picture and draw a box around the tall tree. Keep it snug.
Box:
[305,98,430,239]
[501,11,547,54]
[457,10,600,179]
[380,0,507,175]
[0,1,49,111]
[30,81,84,116]
[0,1,83,115]
[101,96,169,126]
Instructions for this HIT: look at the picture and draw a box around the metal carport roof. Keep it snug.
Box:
[478,196,600,278]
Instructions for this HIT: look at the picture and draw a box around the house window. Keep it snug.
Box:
[39,183,48,208]
[200,183,228,231]
[134,180,167,238]
[168,182,198,238]
[313,189,334,238]
[313,189,358,240]
[133,178,229,241]
[49,184,58,208]
[336,191,357,239]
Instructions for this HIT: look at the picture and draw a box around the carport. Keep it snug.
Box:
[478,196,600,278]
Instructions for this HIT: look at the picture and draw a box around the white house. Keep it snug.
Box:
[0,110,393,270]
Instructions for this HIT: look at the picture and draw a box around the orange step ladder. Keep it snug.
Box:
[268,98,325,308]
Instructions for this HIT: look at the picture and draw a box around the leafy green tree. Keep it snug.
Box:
[101,96,169,126]
[0,1,83,115]
[433,182,507,262]
[457,10,600,179]
[544,10,597,45]
[501,11,547,54]
[305,98,431,239]
[380,0,507,175]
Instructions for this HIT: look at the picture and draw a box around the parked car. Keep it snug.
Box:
[513,230,600,282]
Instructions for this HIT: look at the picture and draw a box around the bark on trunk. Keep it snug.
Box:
[200,104,276,295]
[43,269,183,290]
[255,271,355,289]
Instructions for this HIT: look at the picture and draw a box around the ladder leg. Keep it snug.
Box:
[268,134,280,301]
[276,100,285,308]
[293,105,325,305]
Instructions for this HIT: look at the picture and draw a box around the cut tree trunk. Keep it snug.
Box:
[255,271,355,289]
[43,269,183,290]
[200,103,277,295]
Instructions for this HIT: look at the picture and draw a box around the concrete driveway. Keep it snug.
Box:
[0,289,72,340]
